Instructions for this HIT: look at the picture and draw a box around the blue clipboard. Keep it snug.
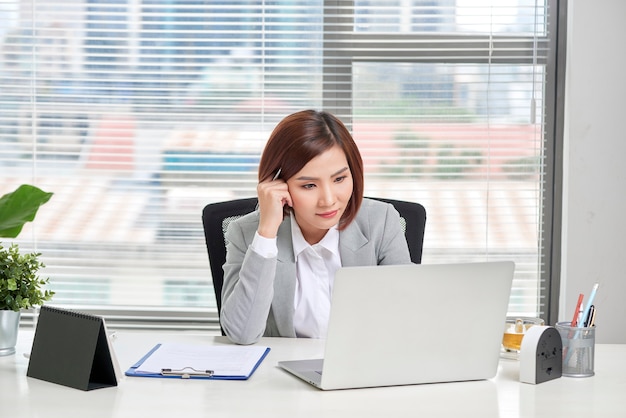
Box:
[125,344,270,380]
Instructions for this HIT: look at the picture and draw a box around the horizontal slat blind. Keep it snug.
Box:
[0,0,553,329]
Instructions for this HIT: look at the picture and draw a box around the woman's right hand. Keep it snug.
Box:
[257,176,292,238]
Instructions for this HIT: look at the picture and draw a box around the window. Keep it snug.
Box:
[0,0,563,330]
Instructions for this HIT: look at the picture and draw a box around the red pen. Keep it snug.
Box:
[571,293,584,326]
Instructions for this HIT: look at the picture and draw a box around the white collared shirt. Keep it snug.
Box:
[290,215,341,338]
[248,216,341,339]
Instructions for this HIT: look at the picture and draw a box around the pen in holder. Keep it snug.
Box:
[555,321,595,377]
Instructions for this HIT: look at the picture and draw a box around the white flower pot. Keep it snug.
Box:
[0,310,21,356]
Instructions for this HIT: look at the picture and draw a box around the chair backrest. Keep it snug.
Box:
[202,197,426,330]
[202,197,258,317]
[370,197,426,264]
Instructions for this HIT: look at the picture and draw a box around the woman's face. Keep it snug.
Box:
[286,145,353,244]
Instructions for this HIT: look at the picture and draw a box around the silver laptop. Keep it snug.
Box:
[278,261,514,390]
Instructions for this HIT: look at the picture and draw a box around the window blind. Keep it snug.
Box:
[0,0,559,330]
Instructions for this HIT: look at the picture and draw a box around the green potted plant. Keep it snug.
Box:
[0,184,54,356]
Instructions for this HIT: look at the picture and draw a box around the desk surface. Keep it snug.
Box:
[1,330,624,418]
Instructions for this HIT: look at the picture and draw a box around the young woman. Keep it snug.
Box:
[220,110,412,344]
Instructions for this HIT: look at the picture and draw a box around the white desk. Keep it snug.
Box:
[1,330,624,418]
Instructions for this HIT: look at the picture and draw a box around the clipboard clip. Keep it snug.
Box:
[161,367,214,379]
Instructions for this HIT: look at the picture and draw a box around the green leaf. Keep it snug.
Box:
[0,243,55,311]
[0,185,53,238]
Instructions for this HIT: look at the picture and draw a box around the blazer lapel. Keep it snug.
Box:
[272,217,297,337]
[339,221,369,267]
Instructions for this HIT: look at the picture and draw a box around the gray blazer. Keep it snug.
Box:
[220,198,412,344]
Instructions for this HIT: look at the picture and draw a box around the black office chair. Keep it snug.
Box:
[202,197,426,333]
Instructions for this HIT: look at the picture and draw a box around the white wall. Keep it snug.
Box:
[561,0,626,343]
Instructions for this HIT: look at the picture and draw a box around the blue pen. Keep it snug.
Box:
[578,283,599,328]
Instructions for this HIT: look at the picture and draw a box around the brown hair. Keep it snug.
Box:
[258,110,364,229]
